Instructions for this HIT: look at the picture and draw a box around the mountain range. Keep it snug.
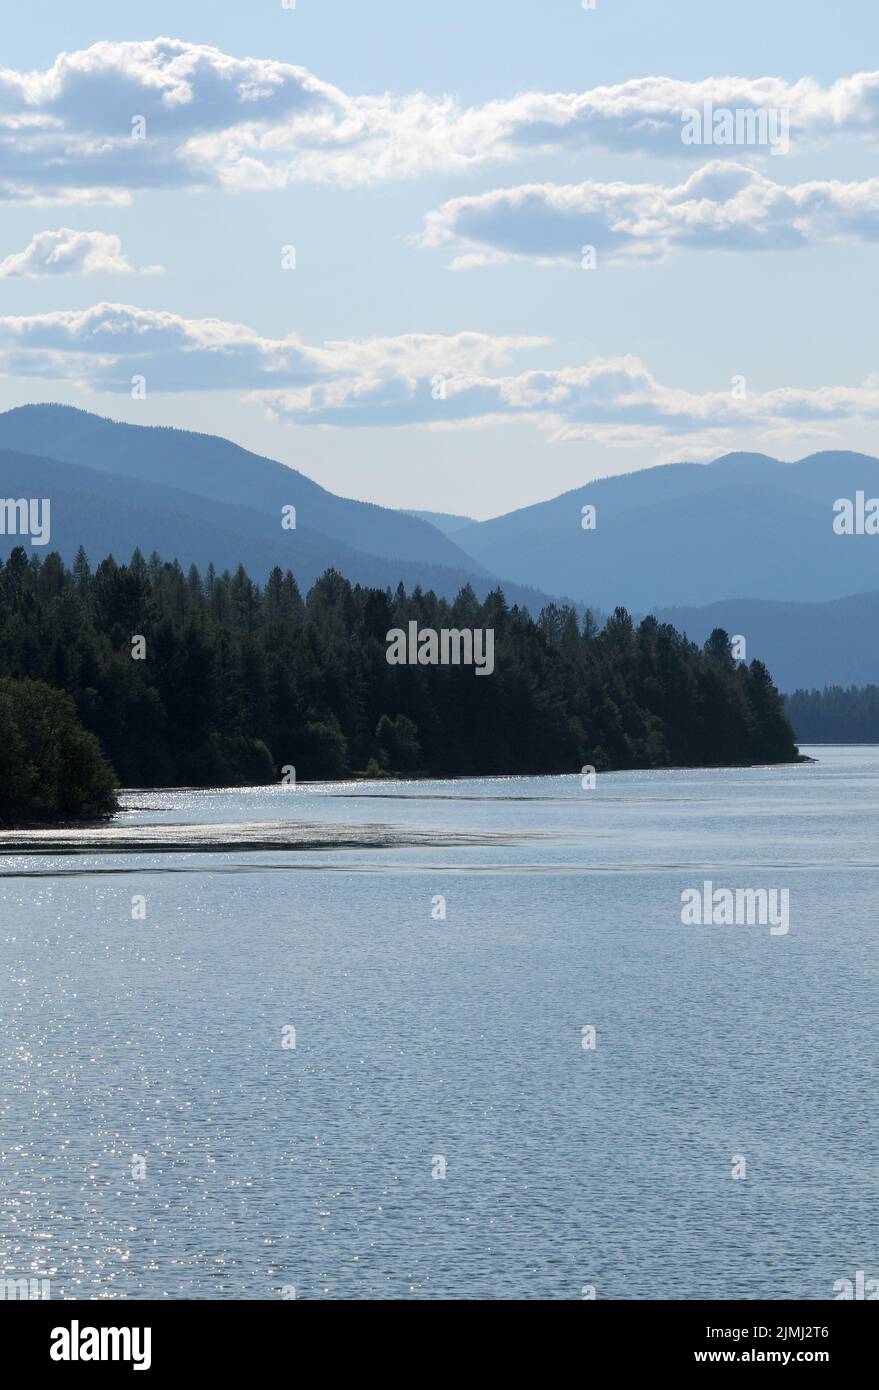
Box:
[3,404,879,689]
[452,450,879,612]
[0,406,554,613]
[653,591,879,692]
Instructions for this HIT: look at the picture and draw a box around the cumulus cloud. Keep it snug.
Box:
[5,41,879,201]
[260,354,879,439]
[0,302,543,394]
[0,37,332,135]
[158,65,879,182]
[419,163,879,266]
[0,228,164,277]
[0,37,343,203]
[0,301,876,450]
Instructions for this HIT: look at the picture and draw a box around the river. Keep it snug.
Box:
[1,745,876,1299]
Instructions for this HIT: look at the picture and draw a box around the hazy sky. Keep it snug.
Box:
[2,0,879,517]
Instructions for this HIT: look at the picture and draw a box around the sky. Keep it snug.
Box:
[2,0,879,517]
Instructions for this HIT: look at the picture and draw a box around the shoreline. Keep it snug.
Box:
[0,754,819,833]
[116,753,816,795]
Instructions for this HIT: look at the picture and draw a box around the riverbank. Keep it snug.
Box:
[1,752,815,831]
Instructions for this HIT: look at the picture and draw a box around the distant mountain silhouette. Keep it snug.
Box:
[0,406,555,611]
[0,405,489,570]
[454,450,879,610]
[406,509,475,535]
[654,590,879,692]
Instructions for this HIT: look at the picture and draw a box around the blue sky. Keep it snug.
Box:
[2,1,879,516]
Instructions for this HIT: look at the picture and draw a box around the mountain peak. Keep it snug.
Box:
[707,451,782,470]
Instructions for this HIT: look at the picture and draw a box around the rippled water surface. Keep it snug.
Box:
[1,747,877,1299]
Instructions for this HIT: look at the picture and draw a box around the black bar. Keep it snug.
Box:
[6,1299,874,1373]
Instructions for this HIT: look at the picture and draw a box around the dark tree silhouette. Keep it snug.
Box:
[0,547,800,792]
[0,675,118,823]
[786,685,879,742]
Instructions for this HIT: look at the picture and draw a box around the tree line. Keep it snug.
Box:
[786,685,879,742]
[0,545,799,814]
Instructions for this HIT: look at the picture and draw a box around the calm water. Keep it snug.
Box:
[1,746,877,1300]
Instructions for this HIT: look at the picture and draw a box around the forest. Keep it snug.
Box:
[786,685,879,742]
[0,545,800,817]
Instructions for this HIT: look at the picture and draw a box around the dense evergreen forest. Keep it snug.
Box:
[786,685,879,742]
[0,545,799,814]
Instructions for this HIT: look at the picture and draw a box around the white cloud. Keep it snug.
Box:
[257,353,879,439]
[0,228,164,277]
[0,301,876,451]
[0,38,343,203]
[419,162,879,266]
[0,301,543,394]
[5,41,879,201]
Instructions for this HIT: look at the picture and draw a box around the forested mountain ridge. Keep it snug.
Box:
[0,404,481,572]
[0,445,555,611]
[0,545,800,794]
[655,590,879,692]
[786,686,879,742]
[6,406,878,691]
[453,450,879,611]
[0,405,567,609]
[405,509,476,535]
